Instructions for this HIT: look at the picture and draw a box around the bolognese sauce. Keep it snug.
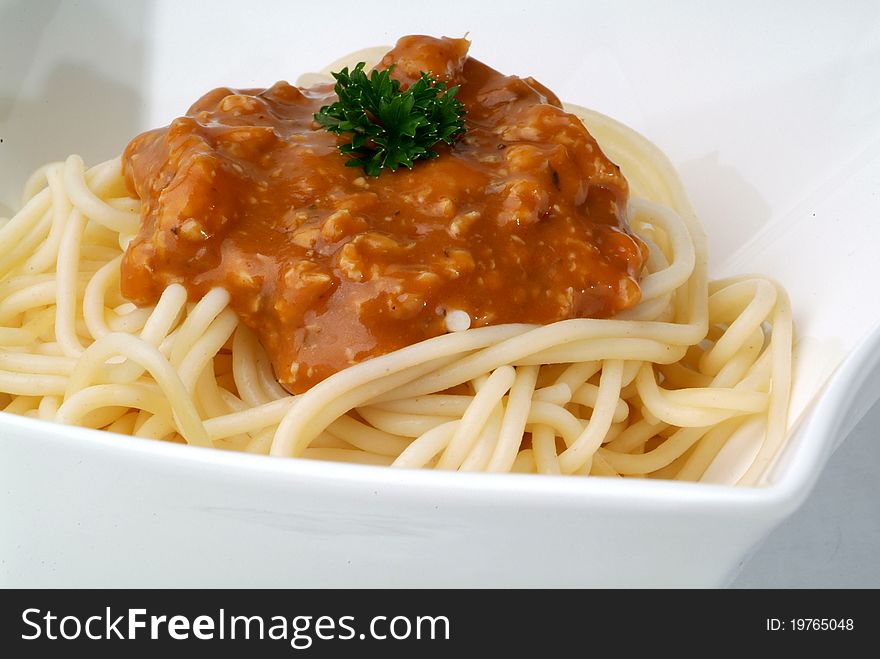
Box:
[121,35,647,393]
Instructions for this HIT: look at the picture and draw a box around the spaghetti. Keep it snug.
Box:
[0,51,792,486]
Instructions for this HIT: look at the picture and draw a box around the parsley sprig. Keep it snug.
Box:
[314,63,466,177]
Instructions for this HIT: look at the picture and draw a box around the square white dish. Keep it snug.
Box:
[2,0,880,586]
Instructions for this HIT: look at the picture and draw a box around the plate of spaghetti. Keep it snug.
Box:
[0,35,793,483]
[3,3,880,587]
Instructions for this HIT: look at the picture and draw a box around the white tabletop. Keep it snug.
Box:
[734,399,880,587]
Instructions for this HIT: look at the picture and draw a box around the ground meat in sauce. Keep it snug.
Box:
[121,35,648,394]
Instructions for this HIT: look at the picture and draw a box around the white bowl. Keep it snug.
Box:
[2,0,879,586]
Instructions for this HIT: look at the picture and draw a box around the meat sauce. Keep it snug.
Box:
[121,35,648,393]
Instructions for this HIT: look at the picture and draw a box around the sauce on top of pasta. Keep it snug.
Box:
[121,35,647,393]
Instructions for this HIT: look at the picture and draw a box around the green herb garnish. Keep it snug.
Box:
[314,63,466,177]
